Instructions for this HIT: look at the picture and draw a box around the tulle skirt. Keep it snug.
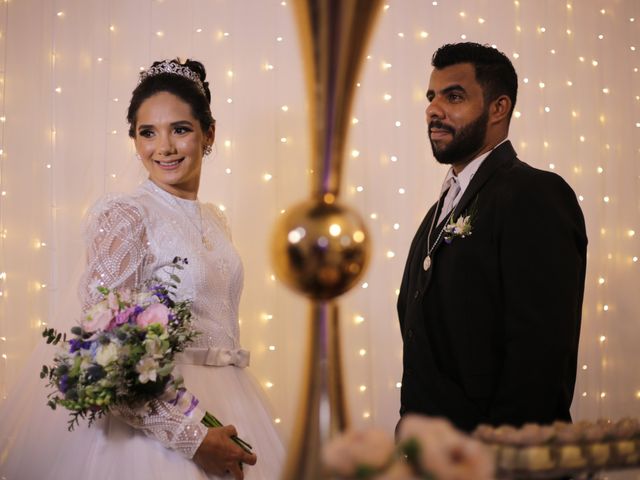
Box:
[0,343,285,480]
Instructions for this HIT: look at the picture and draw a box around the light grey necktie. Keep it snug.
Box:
[437,176,460,225]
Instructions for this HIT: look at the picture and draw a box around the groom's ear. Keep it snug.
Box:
[488,94,512,125]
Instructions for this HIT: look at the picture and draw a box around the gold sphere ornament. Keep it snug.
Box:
[271,198,371,300]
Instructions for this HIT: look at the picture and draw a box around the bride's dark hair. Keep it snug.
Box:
[126,58,215,138]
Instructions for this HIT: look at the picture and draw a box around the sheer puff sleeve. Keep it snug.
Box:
[78,196,208,459]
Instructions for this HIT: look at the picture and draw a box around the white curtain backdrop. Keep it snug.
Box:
[0,0,638,444]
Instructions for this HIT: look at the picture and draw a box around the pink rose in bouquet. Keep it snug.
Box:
[83,305,113,333]
[136,302,170,328]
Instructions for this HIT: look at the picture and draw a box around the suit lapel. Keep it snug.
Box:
[429,141,517,255]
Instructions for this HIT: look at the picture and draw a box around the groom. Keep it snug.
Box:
[398,42,587,432]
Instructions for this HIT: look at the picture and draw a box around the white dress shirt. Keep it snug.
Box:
[436,139,508,224]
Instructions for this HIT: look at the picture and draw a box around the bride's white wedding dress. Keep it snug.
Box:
[0,179,284,479]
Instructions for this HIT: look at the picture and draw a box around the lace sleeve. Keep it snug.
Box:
[78,197,208,459]
[112,388,208,459]
[79,198,150,311]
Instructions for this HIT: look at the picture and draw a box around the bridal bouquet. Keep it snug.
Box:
[40,257,252,453]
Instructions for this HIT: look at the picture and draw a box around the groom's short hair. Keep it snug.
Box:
[432,42,518,119]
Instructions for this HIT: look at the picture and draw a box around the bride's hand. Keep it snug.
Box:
[193,425,257,479]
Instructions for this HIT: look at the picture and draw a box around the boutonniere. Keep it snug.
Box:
[443,215,472,243]
[443,196,478,244]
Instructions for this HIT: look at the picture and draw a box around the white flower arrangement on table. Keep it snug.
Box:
[40,256,251,453]
[322,415,495,480]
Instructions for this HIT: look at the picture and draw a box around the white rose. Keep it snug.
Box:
[95,342,119,366]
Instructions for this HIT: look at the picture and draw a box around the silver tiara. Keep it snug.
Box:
[138,60,206,96]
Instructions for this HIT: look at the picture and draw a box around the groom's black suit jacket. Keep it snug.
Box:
[398,141,587,432]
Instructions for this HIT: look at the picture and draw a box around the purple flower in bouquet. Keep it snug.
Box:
[39,257,253,455]
[115,306,137,326]
[40,257,197,430]
[68,338,91,353]
[58,374,70,393]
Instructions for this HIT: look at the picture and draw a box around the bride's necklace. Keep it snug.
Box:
[179,202,214,251]
[148,181,214,251]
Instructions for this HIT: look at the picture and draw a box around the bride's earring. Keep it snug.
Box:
[135,153,142,161]
[203,144,212,156]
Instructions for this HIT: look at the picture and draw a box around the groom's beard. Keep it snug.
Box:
[429,108,489,165]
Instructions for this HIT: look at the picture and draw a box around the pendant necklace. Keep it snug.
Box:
[186,203,214,251]
[194,203,214,251]
[148,181,214,251]
[423,191,451,271]
[171,195,214,251]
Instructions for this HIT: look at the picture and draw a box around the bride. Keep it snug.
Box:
[0,58,284,479]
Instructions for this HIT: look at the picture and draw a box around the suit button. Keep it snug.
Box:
[413,290,420,299]
[407,329,414,340]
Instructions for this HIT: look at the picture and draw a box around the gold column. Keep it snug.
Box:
[270,1,383,478]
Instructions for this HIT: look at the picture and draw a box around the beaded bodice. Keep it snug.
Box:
[79,179,244,351]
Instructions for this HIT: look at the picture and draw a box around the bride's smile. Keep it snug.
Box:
[134,91,214,200]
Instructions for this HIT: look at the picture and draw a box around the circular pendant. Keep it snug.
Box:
[423,255,431,271]
[202,236,214,251]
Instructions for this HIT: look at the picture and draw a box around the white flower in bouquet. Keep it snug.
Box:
[95,341,119,366]
[399,415,495,480]
[79,351,94,370]
[143,327,170,359]
[134,291,155,306]
[83,303,113,333]
[40,257,254,454]
[323,428,395,477]
[136,356,160,384]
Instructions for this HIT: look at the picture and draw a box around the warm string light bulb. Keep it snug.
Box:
[0,0,638,431]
